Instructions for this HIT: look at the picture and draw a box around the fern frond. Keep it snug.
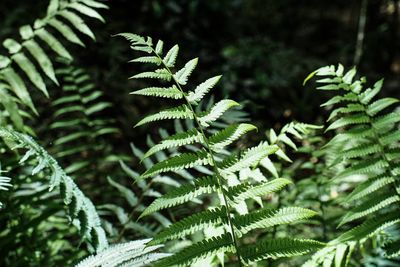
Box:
[239,238,325,264]
[0,127,108,251]
[234,207,317,236]
[141,149,212,179]
[75,239,167,267]
[366,97,399,116]
[163,45,179,68]
[154,234,234,267]
[141,176,219,217]
[150,207,228,245]
[135,105,194,127]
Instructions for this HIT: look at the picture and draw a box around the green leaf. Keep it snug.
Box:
[58,10,96,40]
[187,75,222,104]
[163,45,179,67]
[130,85,183,99]
[174,58,198,85]
[48,18,85,46]
[198,99,240,127]
[366,97,399,116]
[68,2,105,22]
[140,149,212,179]
[134,105,194,127]
[209,123,257,151]
[234,207,317,236]
[154,234,234,267]
[141,176,219,217]
[12,53,48,96]
[240,238,325,264]
[35,28,73,60]
[23,40,58,84]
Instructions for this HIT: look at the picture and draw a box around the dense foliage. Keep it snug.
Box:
[0,0,399,266]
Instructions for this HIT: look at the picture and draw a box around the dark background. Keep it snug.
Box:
[1,0,399,143]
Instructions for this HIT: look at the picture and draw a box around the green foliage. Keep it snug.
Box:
[0,0,107,131]
[303,64,400,266]
[119,33,322,266]
[0,127,108,252]
[75,239,169,267]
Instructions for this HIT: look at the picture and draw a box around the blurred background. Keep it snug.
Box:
[2,0,399,141]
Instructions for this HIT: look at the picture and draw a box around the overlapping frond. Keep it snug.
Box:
[0,0,107,130]
[0,127,108,252]
[75,239,169,267]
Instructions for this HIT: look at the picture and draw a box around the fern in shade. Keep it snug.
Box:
[0,127,108,252]
[118,33,323,266]
[75,239,169,267]
[0,0,107,131]
[303,64,400,266]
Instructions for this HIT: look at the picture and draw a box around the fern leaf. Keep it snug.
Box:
[321,92,358,107]
[338,143,381,160]
[58,10,96,40]
[327,104,365,121]
[154,234,234,267]
[338,194,400,227]
[344,175,395,202]
[366,97,399,116]
[35,28,73,60]
[174,58,198,85]
[130,56,162,65]
[48,18,85,46]
[334,213,400,244]
[326,113,370,131]
[227,178,292,203]
[198,99,240,127]
[0,128,108,252]
[209,123,257,151]
[134,105,193,127]
[187,75,222,104]
[359,79,383,104]
[141,176,219,217]
[334,157,388,180]
[150,207,228,245]
[140,149,212,178]
[220,142,279,173]
[234,207,317,236]
[68,2,105,22]
[372,112,400,130]
[75,239,167,267]
[1,67,36,113]
[144,129,204,158]
[384,240,400,258]
[240,238,325,264]
[23,39,58,84]
[155,40,164,55]
[131,68,172,81]
[163,44,179,67]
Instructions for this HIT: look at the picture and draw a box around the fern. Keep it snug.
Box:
[119,33,322,266]
[47,59,120,176]
[0,0,107,130]
[303,64,400,265]
[0,127,108,252]
[75,239,169,267]
[0,165,12,209]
